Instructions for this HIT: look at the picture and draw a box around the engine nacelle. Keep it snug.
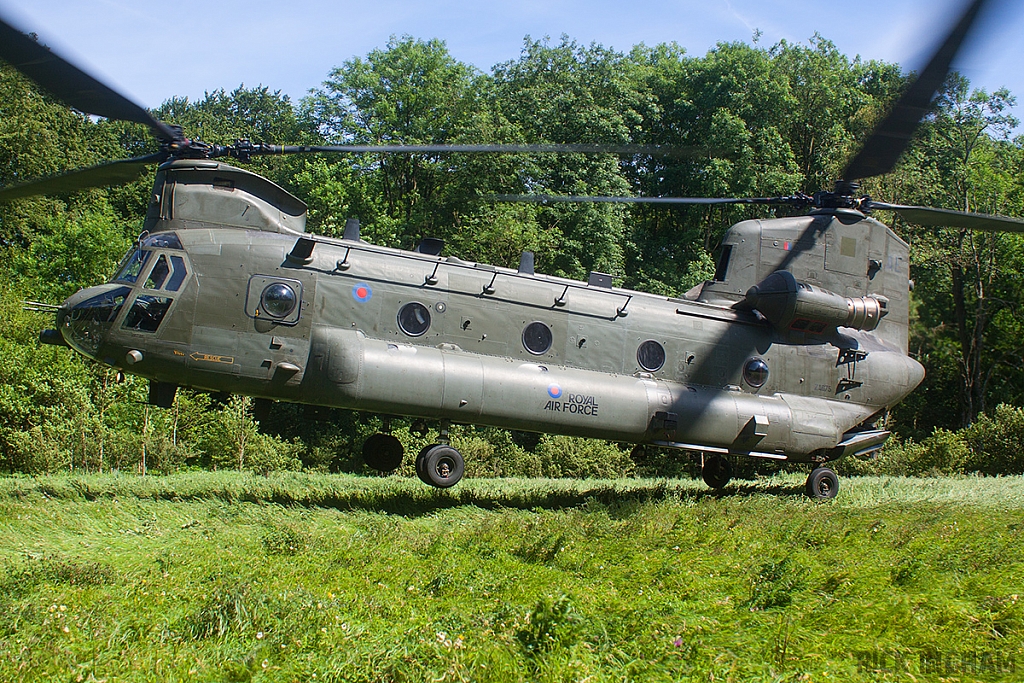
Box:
[745,270,888,333]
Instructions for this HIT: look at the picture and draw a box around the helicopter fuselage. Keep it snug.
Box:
[53,160,924,466]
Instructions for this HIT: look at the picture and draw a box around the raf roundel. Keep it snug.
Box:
[352,283,372,302]
[548,384,562,399]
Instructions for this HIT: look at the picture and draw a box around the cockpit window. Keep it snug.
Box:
[143,233,183,250]
[123,295,173,333]
[166,255,188,291]
[114,249,151,284]
[70,287,131,325]
[116,248,189,292]
[64,286,132,356]
[145,255,170,289]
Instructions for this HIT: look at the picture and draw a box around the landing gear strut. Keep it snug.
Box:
[701,454,732,489]
[805,466,839,500]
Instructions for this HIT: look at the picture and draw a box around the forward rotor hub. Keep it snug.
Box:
[811,181,870,212]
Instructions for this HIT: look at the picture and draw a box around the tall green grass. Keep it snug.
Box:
[1,473,1022,681]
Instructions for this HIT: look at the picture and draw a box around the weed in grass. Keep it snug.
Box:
[747,556,805,610]
[513,531,569,564]
[516,593,580,656]
[891,555,925,586]
[425,571,457,597]
[772,614,796,672]
[259,522,308,556]
[984,594,1023,639]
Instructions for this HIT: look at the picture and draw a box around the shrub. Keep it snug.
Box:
[963,404,1024,475]
[854,429,969,477]
[535,435,635,479]
[244,433,304,475]
[455,427,543,478]
[912,428,971,475]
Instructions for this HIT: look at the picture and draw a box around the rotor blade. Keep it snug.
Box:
[0,153,165,203]
[490,194,812,206]
[219,142,709,158]
[0,14,178,142]
[870,201,1024,232]
[841,0,990,181]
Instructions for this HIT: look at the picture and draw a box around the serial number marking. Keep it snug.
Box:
[190,352,234,364]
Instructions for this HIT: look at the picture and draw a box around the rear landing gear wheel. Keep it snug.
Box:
[702,454,732,489]
[418,444,464,488]
[806,467,839,500]
[362,433,404,472]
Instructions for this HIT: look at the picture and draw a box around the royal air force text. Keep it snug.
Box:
[543,393,599,416]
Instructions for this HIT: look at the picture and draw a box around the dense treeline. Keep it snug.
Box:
[2,33,1024,476]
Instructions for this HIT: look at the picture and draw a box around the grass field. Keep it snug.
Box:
[0,472,1022,682]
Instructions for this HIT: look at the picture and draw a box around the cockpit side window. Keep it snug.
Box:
[114,249,151,284]
[122,295,173,333]
[166,255,188,291]
[116,245,189,293]
[145,255,170,289]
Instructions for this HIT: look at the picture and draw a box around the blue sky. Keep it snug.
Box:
[2,0,1023,129]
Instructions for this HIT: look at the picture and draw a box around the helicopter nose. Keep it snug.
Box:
[58,284,132,360]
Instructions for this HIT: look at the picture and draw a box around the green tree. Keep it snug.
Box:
[305,36,482,245]
[626,40,803,294]
[8,204,132,301]
[0,62,142,249]
[884,76,1023,430]
[489,37,648,279]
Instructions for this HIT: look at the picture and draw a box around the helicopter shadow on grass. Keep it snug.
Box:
[277,477,810,517]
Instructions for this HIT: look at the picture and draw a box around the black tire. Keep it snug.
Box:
[415,445,433,484]
[362,433,404,472]
[421,444,464,488]
[702,454,732,489]
[806,467,839,500]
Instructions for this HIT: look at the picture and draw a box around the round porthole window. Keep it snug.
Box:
[637,340,666,372]
[522,321,553,355]
[261,283,297,318]
[398,302,431,336]
[743,357,770,388]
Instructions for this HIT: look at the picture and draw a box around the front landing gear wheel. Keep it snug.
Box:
[419,444,464,488]
[806,467,839,500]
[702,454,732,489]
[415,445,432,484]
[362,433,404,472]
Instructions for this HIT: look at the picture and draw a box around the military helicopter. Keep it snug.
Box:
[3,0,1023,498]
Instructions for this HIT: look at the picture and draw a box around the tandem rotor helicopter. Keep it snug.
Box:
[3,0,1024,498]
